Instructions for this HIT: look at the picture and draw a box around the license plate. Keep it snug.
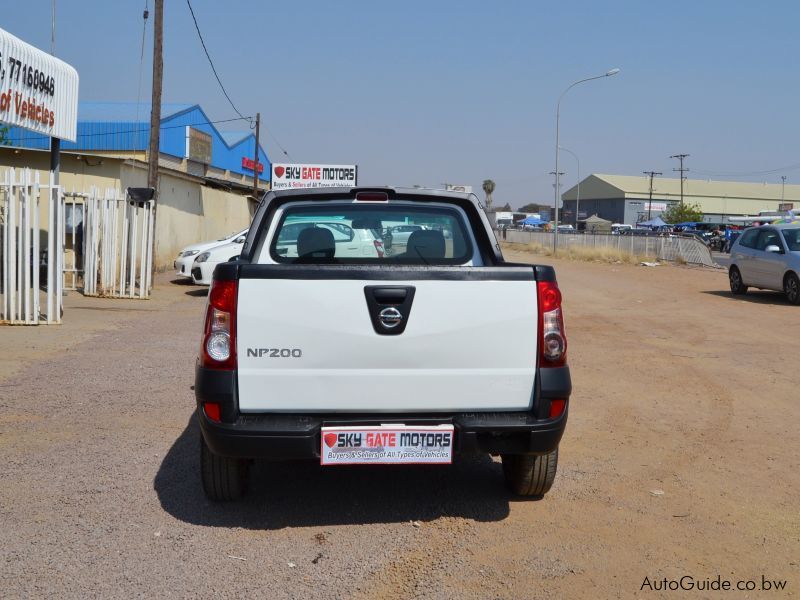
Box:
[320,424,454,465]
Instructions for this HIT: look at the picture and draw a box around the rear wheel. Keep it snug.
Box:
[502,448,558,498]
[784,272,800,305]
[200,437,249,501]
[729,266,748,295]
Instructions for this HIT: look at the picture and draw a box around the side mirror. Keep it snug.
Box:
[765,244,782,253]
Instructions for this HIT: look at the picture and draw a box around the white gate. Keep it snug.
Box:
[83,187,154,298]
[0,167,63,324]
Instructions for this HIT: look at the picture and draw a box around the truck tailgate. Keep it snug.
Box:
[235,267,538,412]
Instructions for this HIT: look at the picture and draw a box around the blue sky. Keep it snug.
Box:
[6,0,800,209]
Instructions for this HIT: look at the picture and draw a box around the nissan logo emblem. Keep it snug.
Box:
[378,307,403,328]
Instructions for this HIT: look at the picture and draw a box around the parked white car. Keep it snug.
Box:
[192,240,246,285]
[274,221,384,259]
[729,224,800,304]
[174,229,247,280]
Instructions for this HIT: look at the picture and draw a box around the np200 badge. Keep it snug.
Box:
[246,348,303,358]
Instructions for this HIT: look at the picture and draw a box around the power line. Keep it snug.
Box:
[5,116,252,145]
[185,0,291,160]
[185,0,247,122]
[692,162,800,177]
[134,1,149,146]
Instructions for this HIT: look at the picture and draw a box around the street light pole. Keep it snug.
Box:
[554,68,620,253]
[559,146,580,227]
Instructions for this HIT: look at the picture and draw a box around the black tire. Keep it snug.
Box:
[200,437,249,501]
[729,266,748,295]
[501,448,558,498]
[784,272,800,305]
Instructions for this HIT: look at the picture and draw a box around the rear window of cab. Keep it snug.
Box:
[268,202,474,264]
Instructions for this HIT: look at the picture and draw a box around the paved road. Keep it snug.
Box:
[712,251,731,268]
[1,264,797,598]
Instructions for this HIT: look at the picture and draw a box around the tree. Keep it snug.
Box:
[482,179,495,211]
[517,203,540,213]
[499,202,511,212]
[661,202,703,224]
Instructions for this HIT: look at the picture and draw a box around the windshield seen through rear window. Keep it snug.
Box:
[269,203,473,264]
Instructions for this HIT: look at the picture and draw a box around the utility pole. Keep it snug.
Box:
[643,171,662,220]
[148,0,164,270]
[252,112,261,198]
[670,154,689,206]
[550,171,565,227]
[781,175,787,202]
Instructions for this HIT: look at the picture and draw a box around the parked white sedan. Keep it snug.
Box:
[191,240,245,285]
[174,229,247,280]
[729,224,800,304]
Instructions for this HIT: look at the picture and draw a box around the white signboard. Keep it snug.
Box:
[0,28,79,142]
[644,201,667,213]
[271,163,357,189]
[320,425,454,465]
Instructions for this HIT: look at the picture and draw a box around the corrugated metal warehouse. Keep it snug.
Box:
[1,102,269,269]
[561,174,800,225]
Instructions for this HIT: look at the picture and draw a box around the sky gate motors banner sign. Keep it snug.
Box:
[271,163,358,189]
[0,27,79,142]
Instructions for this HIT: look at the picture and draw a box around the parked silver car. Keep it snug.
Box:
[729,224,800,304]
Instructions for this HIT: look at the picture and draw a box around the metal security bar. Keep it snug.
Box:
[0,167,63,325]
[83,187,153,298]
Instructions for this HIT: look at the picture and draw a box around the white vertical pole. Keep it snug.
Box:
[129,198,138,298]
[32,171,40,323]
[1,170,7,321]
[144,201,154,297]
[56,178,63,323]
[46,174,54,323]
[15,173,23,321]
[23,170,31,323]
[139,203,148,298]
[119,195,129,297]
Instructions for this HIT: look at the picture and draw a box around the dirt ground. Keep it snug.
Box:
[1,256,797,598]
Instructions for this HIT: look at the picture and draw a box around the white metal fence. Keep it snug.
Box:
[503,230,715,267]
[0,167,63,324]
[83,187,154,298]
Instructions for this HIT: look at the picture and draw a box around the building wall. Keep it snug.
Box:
[562,198,626,223]
[1,148,252,270]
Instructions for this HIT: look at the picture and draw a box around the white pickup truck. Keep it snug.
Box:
[195,187,571,500]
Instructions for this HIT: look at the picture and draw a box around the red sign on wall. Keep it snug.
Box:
[242,157,264,173]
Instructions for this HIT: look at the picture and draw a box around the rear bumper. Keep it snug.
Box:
[195,364,571,460]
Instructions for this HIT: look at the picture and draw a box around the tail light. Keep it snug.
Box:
[200,279,237,370]
[373,239,385,258]
[537,280,567,367]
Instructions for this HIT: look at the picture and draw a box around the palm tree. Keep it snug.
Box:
[482,179,496,211]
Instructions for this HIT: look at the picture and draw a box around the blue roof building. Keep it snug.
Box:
[5,102,270,180]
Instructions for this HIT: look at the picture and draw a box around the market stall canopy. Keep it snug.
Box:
[637,216,668,228]
[579,214,612,233]
[520,216,545,225]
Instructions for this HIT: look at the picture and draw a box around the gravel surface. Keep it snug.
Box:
[1,262,798,598]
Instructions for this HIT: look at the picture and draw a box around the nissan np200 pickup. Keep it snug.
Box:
[195,187,572,500]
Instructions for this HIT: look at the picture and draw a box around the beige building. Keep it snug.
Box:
[0,146,260,270]
[562,174,800,225]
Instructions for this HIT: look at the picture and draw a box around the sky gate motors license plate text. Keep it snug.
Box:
[320,424,454,465]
